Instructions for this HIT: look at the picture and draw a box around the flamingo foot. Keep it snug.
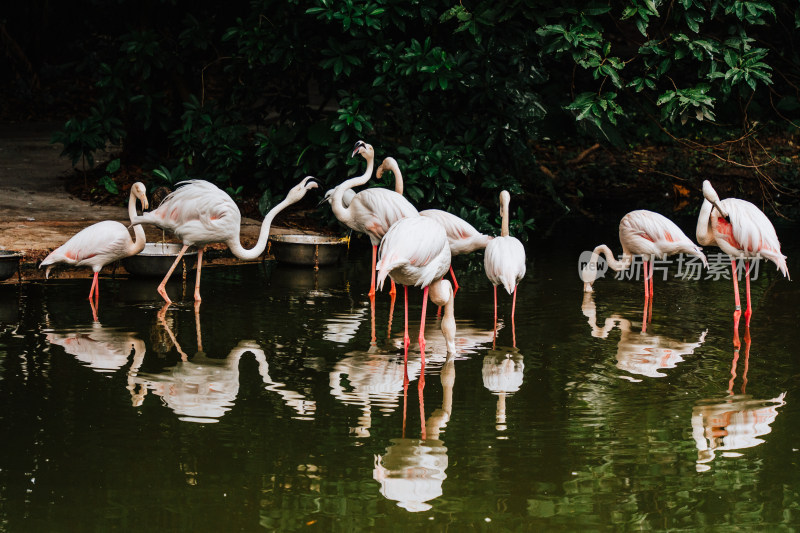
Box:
[157,285,173,304]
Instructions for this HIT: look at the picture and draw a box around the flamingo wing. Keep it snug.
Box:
[376,217,450,288]
[484,236,526,294]
[723,199,788,277]
[420,209,490,254]
[41,221,133,270]
[351,189,418,244]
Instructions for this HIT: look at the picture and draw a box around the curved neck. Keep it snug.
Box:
[385,157,404,195]
[500,197,510,237]
[227,197,292,260]
[332,152,374,223]
[128,190,147,254]
[595,244,631,271]
[696,199,715,246]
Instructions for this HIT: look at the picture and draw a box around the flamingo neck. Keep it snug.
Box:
[227,197,292,260]
[386,157,404,195]
[332,152,375,224]
[441,293,456,355]
[695,199,715,246]
[128,190,147,255]
[594,244,632,272]
[500,200,510,237]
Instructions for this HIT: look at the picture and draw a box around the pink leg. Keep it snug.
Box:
[649,260,654,299]
[88,271,99,301]
[418,377,426,439]
[642,261,649,332]
[390,279,396,297]
[492,285,498,348]
[731,259,741,331]
[368,245,377,299]
[89,294,99,322]
[511,285,518,348]
[387,288,396,340]
[403,285,410,351]
[449,265,459,293]
[157,244,191,304]
[418,286,429,367]
[744,260,752,326]
[193,246,204,301]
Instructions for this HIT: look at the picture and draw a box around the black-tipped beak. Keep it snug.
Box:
[351,140,365,158]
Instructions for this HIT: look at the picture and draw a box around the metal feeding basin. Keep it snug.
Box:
[269,234,347,267]
[122,243,197,277]
[0,251,22,281]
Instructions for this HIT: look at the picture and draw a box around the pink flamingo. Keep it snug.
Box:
[581,209,707,328]
[376,215,450,371]
[484,191,526,345]
[328,142,419,299]
[377,156,492,292]
[40,182,149,319]
[696,180,789,327]
[130,177,319,304]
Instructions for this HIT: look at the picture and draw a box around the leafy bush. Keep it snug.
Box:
[49,0,800,236]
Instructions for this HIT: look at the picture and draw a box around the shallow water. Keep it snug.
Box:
[1,220,799,531]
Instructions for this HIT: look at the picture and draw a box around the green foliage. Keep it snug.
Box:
[51,0,800,237]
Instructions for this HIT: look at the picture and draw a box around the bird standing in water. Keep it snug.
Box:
[130,177,319,304]
[326,142,419,299]
[40,182,149,320]
[376,215,450,372]
[696,180,789,328]
[581,209,707,329]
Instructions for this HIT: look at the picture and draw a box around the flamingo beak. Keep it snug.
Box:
[711,201,730,221]
[351,140,366,158]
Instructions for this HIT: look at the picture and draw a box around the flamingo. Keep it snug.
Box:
[376,215,450,370]
[327,141,419,299]
[130,176,319,304]
[484,191,526,346]
[581,209,707,328]
[40,182,149,318]
[377,156,492,292]
[696,180,789,327]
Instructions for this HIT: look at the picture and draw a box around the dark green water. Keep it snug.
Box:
[1,221,799,531]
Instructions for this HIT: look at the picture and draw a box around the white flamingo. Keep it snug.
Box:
[327,141,419,299]
[696,180,789,327]
[130,176,319,304]
[376,216,450,368]
[377,156,492,292]
[581,209,707,328]
[40,182,149,319]
[484,191,526,346]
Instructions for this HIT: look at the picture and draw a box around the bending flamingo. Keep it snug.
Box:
[130,176,319,304]
[484,191,526,346]
[696,180,789,327]
[376,215,450,370]
[40,182,149,318]
[377,156,492,292]
[581,209,707,328]
[327,141,419,299]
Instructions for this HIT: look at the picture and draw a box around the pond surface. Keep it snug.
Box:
[1,219,799,531]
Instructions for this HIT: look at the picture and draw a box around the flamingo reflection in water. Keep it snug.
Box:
[691,329,787,471]
[45,322,146,376]
[129,305,315,422]
[482,347,525,432]
[373,354,454,513]
[582,293,707,380]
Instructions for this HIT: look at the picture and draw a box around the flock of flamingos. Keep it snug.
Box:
[39,140,790,359]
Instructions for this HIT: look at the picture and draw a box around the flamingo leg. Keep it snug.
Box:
[419,286,429,368]
[368,245,377,299]
[88,271,99,301]
[511,285,518,348]
[492,285,498,348]
[157,244,190,304]
[744,260,752,327]
[370,295,376,345]
[418,377,426,439]
[449,265,459,293]
[387,288,396,340]
[731,259,741,331]
[649,260,654,300]
[390,279,397,297]
[642,261,649,333]
[193,246,204,301]
[741,327,751,394]
[89,294,99,322]
[403,285,410,351]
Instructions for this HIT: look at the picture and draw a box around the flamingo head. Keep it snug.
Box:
[351,140,373,159]
[286,176,320,204]
[702,180,729,220]
[318,188,335,207]
[499,190,511,216]
[375,157,398,180]
[131,181,149,210]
